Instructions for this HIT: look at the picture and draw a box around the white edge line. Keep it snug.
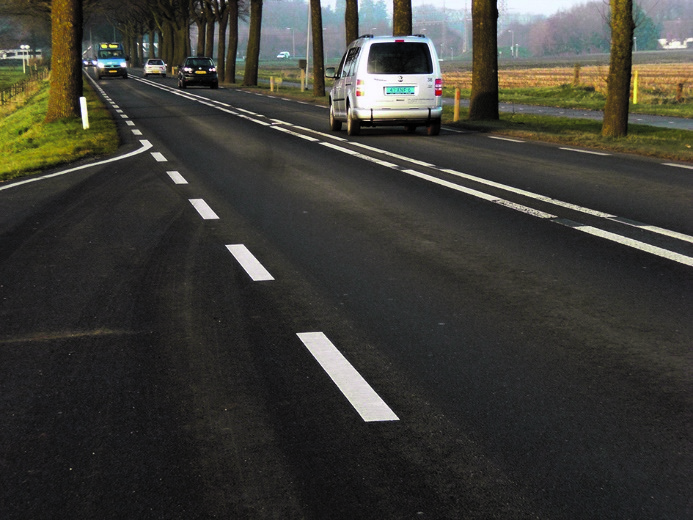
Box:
[225,244,274,281]
[297,332,399,423]
[489,136,525,143]
[663,163,693,170]
[0,140,154,192]
[559,147,611,156]
[558,220,693,267]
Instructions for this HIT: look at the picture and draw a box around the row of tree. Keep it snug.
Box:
[0,0,638,137]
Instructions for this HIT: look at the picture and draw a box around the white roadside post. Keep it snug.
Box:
[80,96,89,129]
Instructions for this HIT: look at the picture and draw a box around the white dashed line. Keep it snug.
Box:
[166,171,188,184]
[189,199,219,220]
[225,244,274,281]
[125,78,692,267]
[296,332,399,422]
[151,152,167,162]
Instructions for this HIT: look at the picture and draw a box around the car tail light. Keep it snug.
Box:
[435,78,443,96]
[356,79,365,97]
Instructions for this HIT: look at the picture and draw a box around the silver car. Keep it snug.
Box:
[143,58,166,77]
[326,35,443,136]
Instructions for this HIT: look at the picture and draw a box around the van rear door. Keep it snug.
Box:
[362,42,439,109]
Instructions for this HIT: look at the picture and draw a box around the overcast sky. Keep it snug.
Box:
[505,0,587,15]
[407,0,589,16]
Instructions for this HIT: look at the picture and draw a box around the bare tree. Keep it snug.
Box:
[310,0,325,96]
[203,0,215,57]
[469,0,499,121]
[225,0,242,83]
[208,0,230,79]
[45,0,82,122]
[243,0,262,86]
[602,0,635,137]
[345,0,358,45]
[392,0,412,36]
[191,0,207,56]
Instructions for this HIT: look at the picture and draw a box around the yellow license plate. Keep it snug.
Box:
[195,71,207,74]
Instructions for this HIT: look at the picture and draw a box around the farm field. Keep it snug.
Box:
[444,62,693,105]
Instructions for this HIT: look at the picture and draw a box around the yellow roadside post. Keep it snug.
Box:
[454,88,460,122]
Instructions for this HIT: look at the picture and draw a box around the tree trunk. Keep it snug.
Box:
[204,2,215,58]
[392,0,412,36]
[243,0,262,86]
[345,0,358,46]
[195,19,206,56]
[602,0,634,138]
[469,0,499,121]
[45,0,82,123]
[161,22,174,69]
[172,21,190,67]
[311,0,325,96]
[216,5,229,80]
[225,0,239,83]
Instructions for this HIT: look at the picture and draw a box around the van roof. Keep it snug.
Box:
[356,34,429,40]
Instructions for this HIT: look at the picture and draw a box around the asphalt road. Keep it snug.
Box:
[1,71,691,519]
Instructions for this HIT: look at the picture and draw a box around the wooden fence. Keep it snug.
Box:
[444,63,692,99]
[0,67,50,107]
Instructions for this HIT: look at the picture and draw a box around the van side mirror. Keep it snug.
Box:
[325,66,337,79]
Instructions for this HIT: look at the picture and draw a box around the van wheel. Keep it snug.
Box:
[329,104,342,131]
[347,105,360,136]
[427,120,441,136]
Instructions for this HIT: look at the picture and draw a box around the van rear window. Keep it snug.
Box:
[367,43,433,74]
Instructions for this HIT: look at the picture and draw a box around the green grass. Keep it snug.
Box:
[0,66,29,89]
[446,106,693,162]
[0,78,119,181]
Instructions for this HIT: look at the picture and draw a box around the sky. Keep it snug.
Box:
[321,0,590,18]
[407,0,588,16]
[505,0,587,16]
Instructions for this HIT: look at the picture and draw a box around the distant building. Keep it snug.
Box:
[657,38,693,49]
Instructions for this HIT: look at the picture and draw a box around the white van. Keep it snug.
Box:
[326,35,443,136]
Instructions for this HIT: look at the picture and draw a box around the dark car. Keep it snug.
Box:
[178,57,218,89]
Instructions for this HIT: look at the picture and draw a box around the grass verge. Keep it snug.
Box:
[446,106,693,163]
[0,77,119,182]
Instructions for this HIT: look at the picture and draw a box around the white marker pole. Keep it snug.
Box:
[80,96,89,129]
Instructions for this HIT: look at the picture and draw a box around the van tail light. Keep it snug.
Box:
[356,79,365,97]
[435,78,443,96]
